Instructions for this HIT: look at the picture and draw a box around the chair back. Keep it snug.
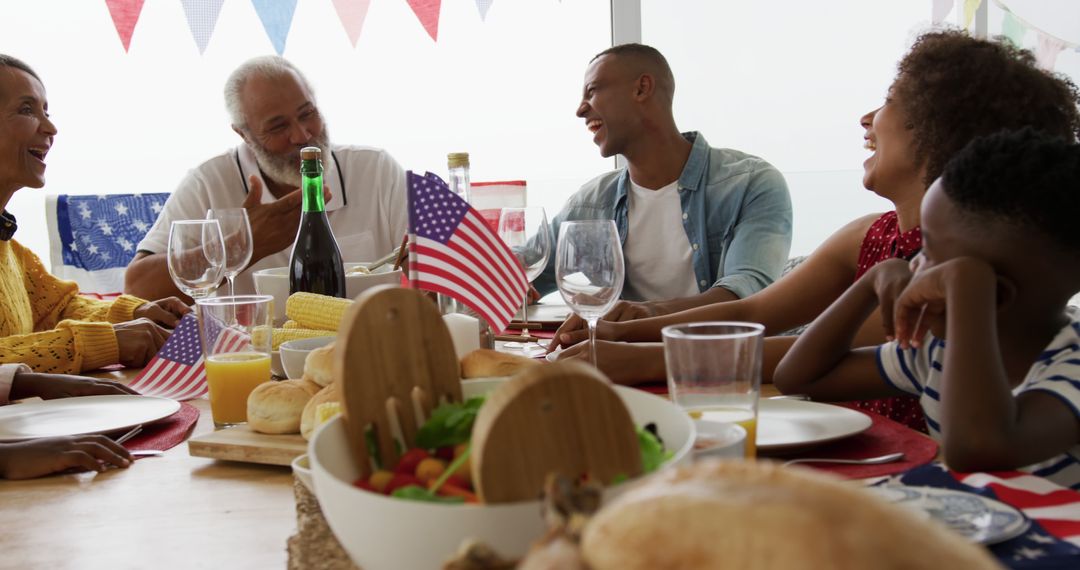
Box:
[45,193,170,297]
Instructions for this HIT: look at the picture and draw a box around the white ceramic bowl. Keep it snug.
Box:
[279,336,335,380]
[271,350,285,378]
[309,379,694,570]
[252,263,402,325]
[692,420,746,460]
[292,453,314,493]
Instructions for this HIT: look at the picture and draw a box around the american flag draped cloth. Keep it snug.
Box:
[895,464,1080,568]
[406,171,527,332]
[128,313,249,401]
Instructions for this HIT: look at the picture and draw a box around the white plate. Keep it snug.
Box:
[866,485,1030,544]
[757,398,872,452]
[0,395,181,441]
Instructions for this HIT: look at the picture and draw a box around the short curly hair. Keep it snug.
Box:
[891,29,1080,188]
[942,127,1080,253]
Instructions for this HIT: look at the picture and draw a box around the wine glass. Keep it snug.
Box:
[207,208,253,296]
[555,220,624,366]
[498,207,551,346]
[167,219,226,300]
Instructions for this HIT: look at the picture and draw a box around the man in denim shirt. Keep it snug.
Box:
[535,44,792,314]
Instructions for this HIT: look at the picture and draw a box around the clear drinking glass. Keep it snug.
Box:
[195,295,273,428]
[661,322,764,458]
[498,206,551,341]
[167,219,226,300]
[555,220,624,366]
[207,208,253,296]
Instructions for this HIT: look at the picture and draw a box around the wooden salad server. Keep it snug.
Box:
[335,285,462,478]
[470,360,642,504]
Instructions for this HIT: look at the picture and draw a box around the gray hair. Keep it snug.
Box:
[224,55,315,130]
[0,54,41,82]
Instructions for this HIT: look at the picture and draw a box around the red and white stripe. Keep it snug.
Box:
[129,327,250,402]
[957,470,1080,547]
[411,208,527,332]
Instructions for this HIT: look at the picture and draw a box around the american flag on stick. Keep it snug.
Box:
[407,171,527,332]
[128,313,249,401]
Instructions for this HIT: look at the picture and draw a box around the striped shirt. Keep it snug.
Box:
[876,307,1080,490]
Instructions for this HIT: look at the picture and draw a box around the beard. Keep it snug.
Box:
[248,126,332,188]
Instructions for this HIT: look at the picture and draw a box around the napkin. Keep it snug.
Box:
[122,402,199,455]
[784,406,938,479]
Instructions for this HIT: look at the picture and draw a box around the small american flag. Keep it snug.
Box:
[128,313,248,401]
[407,171,527,332]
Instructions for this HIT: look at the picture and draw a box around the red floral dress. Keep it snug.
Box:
[849,212,928,433]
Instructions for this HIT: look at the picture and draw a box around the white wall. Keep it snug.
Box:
[4,1,1079,268]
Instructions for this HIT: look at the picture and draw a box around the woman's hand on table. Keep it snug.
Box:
[0,435,132,480]
[548,303,650,351]
[553,340,666,385]
[113,318,171,367]
[133,297,191,329]
[10,371,138,400]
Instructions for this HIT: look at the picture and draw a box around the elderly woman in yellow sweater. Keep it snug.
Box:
[0,54,188,374]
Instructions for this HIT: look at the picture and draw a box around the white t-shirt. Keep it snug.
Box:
[137,144,409,295]
[877,307,1080,490]
[621,179,699,301]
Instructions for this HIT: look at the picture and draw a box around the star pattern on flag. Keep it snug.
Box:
[57,193,170,271]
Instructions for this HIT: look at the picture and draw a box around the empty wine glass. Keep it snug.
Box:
[167,219,226,300]
[207,208,253,296]
[555,220,624,366]
[498,206,551,343]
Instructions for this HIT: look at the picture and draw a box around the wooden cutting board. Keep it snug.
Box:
[187,425,306,466]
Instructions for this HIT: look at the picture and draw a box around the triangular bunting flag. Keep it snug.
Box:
[1000,9,1027,48]
[104,0,145,52]
[1035,31,1068,71]
[251,0,298,55]
[181,0,225,55]
[406,0,442,42]
[331,0,372,47]
[931,0,954,24]
[474,0,494,21]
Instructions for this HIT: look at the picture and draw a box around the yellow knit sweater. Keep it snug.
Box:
[0,238,146,373]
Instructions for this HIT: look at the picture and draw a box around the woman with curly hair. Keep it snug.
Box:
[549,30,1080,431]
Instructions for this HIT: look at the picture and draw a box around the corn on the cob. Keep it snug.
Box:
[271,327,335,350]
[285,292,353,331]
[282,320,303,330]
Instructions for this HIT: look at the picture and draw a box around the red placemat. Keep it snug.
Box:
[771,406,938,479]
[123,402,199,455]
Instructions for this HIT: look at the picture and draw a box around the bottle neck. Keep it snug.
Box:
[301,160,325,213]
[448,164,471,204]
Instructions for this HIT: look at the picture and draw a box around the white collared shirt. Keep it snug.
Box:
[137,144,409,294]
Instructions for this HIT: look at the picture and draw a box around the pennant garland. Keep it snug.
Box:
[251,0,298,55]
[181,0,225,55]
[332,0,372,47]
[931,0,954,24]
[104,0,145,52]
[406,0,442,42]
[474,0,494,21]
[963,0,984,30]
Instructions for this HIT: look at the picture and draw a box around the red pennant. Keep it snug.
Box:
[105,0,146,52]
[405,0,441,41]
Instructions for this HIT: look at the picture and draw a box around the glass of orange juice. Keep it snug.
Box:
[195,295,273,428]
[661,322,764,458]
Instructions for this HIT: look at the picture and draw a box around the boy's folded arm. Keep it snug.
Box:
[938,279,1080,471]
[774,277,903,401]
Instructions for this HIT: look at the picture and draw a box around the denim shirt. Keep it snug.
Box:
[535,132,792,300]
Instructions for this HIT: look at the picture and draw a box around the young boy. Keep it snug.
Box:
[774,128,1080,489]
[0,363,134,479]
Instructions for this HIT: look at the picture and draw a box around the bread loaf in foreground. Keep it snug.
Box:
[301,383,341,441]
[460,348,540,379]
[579,460,1000,570]
[247,379,321,434]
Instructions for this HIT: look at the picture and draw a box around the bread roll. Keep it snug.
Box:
[302,343,336,387]
[301,383,341,440]
[580,460,999,570]
[247,379,320,434]
[460,348,539,379]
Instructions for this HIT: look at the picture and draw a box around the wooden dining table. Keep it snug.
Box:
[0,365,784,569]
